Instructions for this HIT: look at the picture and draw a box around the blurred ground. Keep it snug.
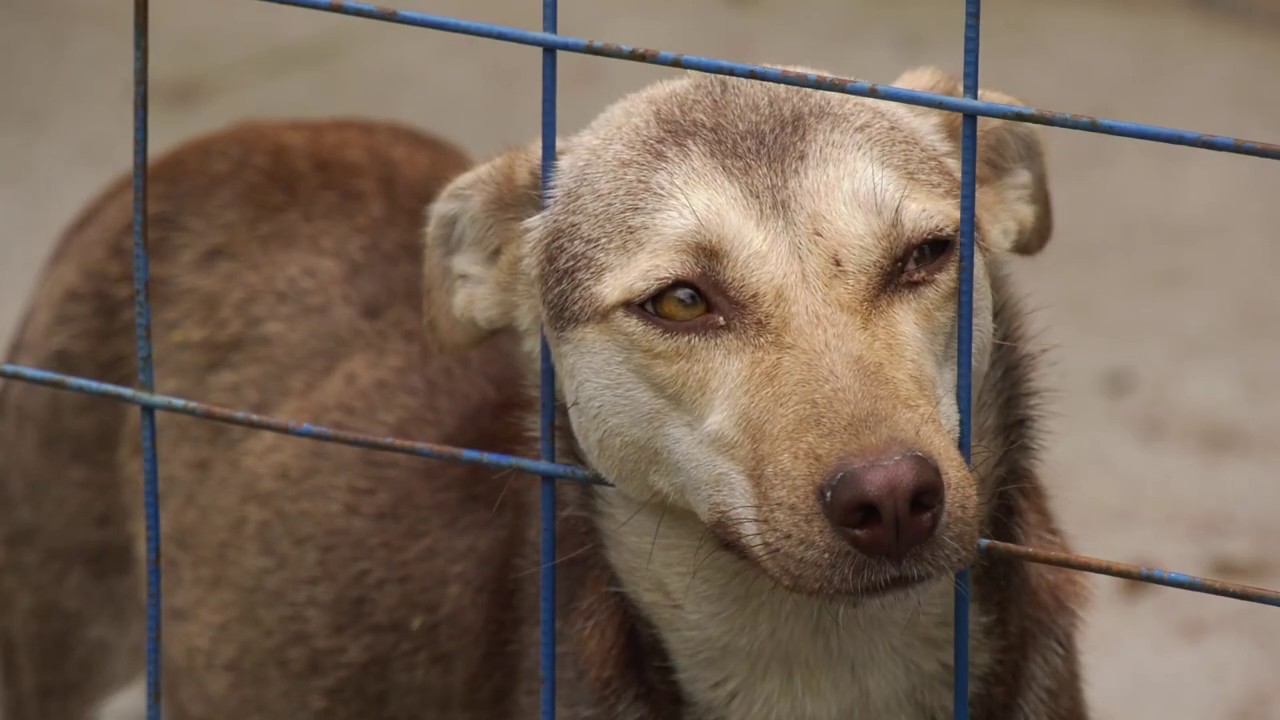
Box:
[2,0,1279,717]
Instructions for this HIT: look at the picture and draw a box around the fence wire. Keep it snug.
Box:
[1,1,1278,719]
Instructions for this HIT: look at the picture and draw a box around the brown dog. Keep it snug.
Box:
[1,66,1088,720]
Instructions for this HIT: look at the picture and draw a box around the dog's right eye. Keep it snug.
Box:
[641,283,710,323]
[899,236,956,283]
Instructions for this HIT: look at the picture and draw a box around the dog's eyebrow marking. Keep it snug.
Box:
[676,183,710,239]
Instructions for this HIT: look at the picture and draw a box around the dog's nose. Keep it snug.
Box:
[821,449,945,560]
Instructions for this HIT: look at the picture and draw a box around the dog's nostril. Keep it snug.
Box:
[821,448,946,560]
[846,502,882,531]
[909,487,943,516]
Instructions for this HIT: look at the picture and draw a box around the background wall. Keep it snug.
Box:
[2,0,1278,716]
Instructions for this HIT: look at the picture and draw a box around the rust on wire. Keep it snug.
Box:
[980,539,1280,607]
[336,0,399,20]
[262,0,1280,161]
[0,363,605,486]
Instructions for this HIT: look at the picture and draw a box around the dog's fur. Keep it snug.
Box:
[0,66,1087,720]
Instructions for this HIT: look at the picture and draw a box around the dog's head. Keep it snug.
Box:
[423,66,1051,598]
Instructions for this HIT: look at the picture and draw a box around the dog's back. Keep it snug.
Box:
[0,120,545,719]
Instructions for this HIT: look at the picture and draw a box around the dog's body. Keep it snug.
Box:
[1,67,1087,720]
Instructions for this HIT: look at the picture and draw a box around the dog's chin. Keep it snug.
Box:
[733,541,972,604]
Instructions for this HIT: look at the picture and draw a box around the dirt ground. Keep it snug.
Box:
[2,0,1279,717]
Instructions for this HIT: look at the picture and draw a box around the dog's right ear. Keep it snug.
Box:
[892,66,1053,257]
[423,143,547,352]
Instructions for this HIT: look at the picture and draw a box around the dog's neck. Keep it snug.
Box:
[590,489,971,720]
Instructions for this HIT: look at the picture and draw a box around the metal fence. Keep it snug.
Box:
[2,1,1279,719]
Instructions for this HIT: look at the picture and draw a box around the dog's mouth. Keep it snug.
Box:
[851,567,947,598]
[787,561,950,603]
[711,525,964,601]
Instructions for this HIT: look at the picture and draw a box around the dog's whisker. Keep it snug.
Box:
[646,501,669,573]
[513,543,597,578]
[614,491,660,532]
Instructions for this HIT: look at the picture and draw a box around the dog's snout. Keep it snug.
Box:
[821,450,945,560]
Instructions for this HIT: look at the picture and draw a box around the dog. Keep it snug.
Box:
[0,65,1088,719]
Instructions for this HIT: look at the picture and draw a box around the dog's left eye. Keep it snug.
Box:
[901,238,955,280]
[641,283,710,323]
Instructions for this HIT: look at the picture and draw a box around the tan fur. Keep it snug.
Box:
[2,67,1086,720]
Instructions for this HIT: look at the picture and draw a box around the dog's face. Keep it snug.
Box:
[424,66,1052,598]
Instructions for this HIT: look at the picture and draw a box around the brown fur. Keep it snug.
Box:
[2,67,1087,720]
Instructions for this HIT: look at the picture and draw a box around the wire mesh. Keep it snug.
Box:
[1,1,1278,719]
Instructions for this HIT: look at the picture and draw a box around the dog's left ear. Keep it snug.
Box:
[422,142,550,352]
[893,66,1053,256]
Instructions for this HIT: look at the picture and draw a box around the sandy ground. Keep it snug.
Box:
[3,0,1279,717]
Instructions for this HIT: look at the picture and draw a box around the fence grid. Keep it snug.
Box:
[0,1,1277,719]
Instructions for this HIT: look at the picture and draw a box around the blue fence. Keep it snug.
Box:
[2,1,1279,718]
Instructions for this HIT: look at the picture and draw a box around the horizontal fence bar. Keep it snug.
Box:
[0,363,604,485]
[980,539,1280,607]
[258,0,1280,161]
[5,362,1278,606]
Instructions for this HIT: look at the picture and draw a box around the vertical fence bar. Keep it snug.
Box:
[538,0,559,717]
[953,0,981,717]
[131,0,162,718]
